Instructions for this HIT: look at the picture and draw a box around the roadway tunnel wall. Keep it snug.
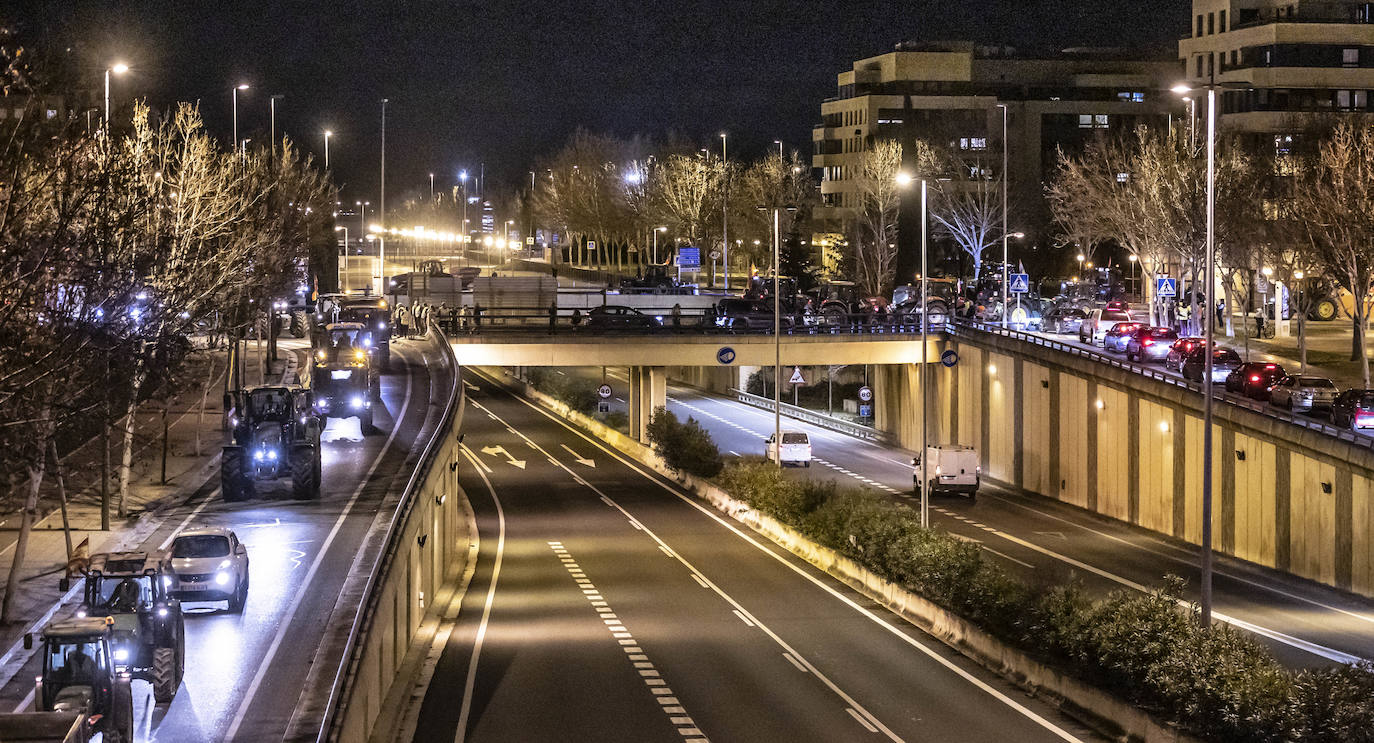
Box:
[872,327,1374,598]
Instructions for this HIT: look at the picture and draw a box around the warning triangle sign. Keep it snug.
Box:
[789,366,806,385]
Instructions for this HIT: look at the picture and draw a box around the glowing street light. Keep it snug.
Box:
[323,130,333,171]
[232,84,250,158]
[104,62,129,128]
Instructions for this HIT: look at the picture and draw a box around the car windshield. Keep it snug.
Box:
[1215,350,1242,362]
[172,535,231,558]
[1356,392,1374,408]
[781,433,808,444]
[1149,329,1178,339]
[93,575,152,611]
[248,389,289,418]
[1301,378,1336,388]
[47,640,103,685]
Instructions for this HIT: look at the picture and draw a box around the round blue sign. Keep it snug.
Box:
[717,347,736,365]
[940,349,959,368]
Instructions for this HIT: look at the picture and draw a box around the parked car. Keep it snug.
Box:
[1125,327,1179,363]
[1225,362,1287,400]
[1181,347,1243,383]
[1078,308,1133,346]
[1102,322,1143,353]
[715,298,794,332]
[912,445,980,501]
[1332,389,1374,432]
[765,431,812,466]
[1269,376,1338,412]
[583,305,660,331]
[1044,306,1088,335]
[168,526,250,612]
[1164,337,1206,372]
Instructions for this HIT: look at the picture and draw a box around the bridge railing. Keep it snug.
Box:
[950,320,1374,451]
[731,388,887,442]
[434,306,945,337]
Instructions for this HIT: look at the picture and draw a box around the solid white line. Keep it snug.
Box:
[732,609,755,627]
[848,707,879,733]
[493,381,1081,743]
[981,546,1036,570]
[224,344,415,741]
[782,652,808,673]
[691,574,710,589]
[453,446,507,743]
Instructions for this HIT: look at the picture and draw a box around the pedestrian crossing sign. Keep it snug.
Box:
[1157,277,1178,298]
[1009,273,1030,294]
[789,367,806,385]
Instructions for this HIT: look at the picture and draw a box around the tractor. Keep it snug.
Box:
[58,551,185,705]
[17,617,134,742]
[222,384,323,501]
[312,322,378,433]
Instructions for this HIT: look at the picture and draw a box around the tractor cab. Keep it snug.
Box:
[222,384,322,500]
[25,617,134,741]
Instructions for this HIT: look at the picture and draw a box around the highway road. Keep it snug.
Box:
[552,365,1374,670]
[0,335,450,742]
[412,370,1100,743]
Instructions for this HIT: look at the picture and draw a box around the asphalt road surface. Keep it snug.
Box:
[549,365,1374,670]
[0,336,449,742]
[414,370,1100,743]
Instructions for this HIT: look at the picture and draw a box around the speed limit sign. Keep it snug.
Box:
[858,386,873,402]
[597,384,612,399]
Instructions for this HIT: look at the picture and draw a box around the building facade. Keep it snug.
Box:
[811,42,1178,275]
[1179,0,1374,131]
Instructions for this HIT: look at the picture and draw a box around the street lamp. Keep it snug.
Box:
[335,226,348,290]
[232,84,250,158]
[269,94,284,155]
[1076,253,1085,282]
[1128,254,1139,298]
[323,130,333,171]
[997,103,1011,328]
[104,63,129,129]
[653,226,667,264]
[430,173,435,201]
[897,172,928,527]
[721,132,729,290]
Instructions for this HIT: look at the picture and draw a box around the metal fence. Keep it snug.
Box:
[731,388,887,442]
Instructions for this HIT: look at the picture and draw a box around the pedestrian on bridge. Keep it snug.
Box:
[548,302,558,335]
[395,304,410,340]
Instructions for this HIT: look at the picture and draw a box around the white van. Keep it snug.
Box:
[912,445,980,500]
[765,431,812,467]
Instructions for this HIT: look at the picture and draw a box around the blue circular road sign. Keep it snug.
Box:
[941,349,960,368]
[717,347,736,365]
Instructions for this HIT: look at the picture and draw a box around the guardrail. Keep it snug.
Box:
[438,306,942,337]
[315,320,463,742]
[731,388,887,442]
[949,320,1374,451]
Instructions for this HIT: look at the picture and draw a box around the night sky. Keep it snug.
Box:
[12,1,1188,205]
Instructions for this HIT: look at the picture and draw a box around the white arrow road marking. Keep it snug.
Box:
[480,444,526,470]
[560,444,595,468]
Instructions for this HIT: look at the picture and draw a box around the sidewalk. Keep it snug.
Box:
[1213,318,1370,389]
[0,340,303,690]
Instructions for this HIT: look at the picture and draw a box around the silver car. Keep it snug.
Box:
[169,527,250,612]
[1269,375,1338,412]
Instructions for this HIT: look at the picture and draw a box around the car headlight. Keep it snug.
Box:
[113,648,129,663]
[215,572,229,586]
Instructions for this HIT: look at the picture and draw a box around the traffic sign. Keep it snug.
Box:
[859,404,873,418]
[941,349,960,367]
[587,240,597,251]
[1156,277,1178,298]
[1009,273,1030,294]
[858,386,873,402]
[709,250,721,260]
[597,384,612,399]
[716,347,736,365]
[678,247,701,268]
[789,366,806,385]
[597,401,610,415]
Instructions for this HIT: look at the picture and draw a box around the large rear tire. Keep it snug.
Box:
[361,406,375,434]
[108,676,133,742]
[291,445,317,500]
[1311,298,1339,322]
[152,647,178,704]
[222,448,253,502]
[290,309,308,338]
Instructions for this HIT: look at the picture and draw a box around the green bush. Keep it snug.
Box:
[644,407,723,478]
[712,459,1374,743]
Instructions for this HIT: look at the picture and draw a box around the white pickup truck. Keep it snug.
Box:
[912,445,980,501]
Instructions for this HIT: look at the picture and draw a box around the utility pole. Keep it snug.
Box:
[379,98,388,296]
[270,94,284,156]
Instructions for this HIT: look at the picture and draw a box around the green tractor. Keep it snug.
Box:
[222,384,323,501]
[312,322,379,432]
[59,551,185,705]
[20,617,134,742]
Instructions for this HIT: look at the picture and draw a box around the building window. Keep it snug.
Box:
[1345,48,1360,67]
[1358,91,1369,108]
[1275,135,1293,156]
[1117,91,1145,103]
[1220,10,1227,30]
[959,137,988,151]
[45,109,56,119]
[1078,114,1109,129]
[1338,90,1352,109]
[1197,14,1204,36]
[1208,12,1215,34]
[1208,53,1215,76]
[1197,56,1205,77]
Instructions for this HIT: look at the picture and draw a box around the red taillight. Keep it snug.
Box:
[1143,339,1153,347]
[1250,375,1260,382]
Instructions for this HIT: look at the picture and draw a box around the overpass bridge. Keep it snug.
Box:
[449,330,943,439]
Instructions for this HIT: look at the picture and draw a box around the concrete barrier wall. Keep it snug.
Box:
[872,330,1374,597]
[320,330,472,743]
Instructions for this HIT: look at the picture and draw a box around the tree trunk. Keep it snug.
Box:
[1297,315,1309,374]
[195,350,217,457]
[117,365,148,519]
[49,440,72,561]
[1358,289,1371,388]
[4,414,50,623]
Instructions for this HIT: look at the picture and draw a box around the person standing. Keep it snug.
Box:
[396,304,410,340]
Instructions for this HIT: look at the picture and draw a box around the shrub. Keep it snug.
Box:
[644,407,723,478]
[709,459,1374,743]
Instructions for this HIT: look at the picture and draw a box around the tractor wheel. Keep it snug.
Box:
[109,676,133,742]
[1311,298,1339,322]
[152,647,178,703]
[371,372,381,396]
[361,406,375,434]
[292,445,317,500]
[222,448,251,502]
[313,448,323,496]
[290,310,308,338]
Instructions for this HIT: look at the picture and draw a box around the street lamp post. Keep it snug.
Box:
[335,226,348,290]
[269,94,283,155]
[232,84,249,158]
[721,132,729,290]
[653,226,666,264]
[324,130,332,171]
[1076,253,1085,282]
[379,98,389,296]
[460,170,469,261]
[998,103,1011,328]
[430,173,435,201]
[103,63,129,129]
[773,206,781,466]
[896,172,927,526]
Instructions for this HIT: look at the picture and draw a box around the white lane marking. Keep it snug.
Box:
[550,543,708,742]
[691,574,710,589]
[658,545,675,558]
[981,547,1036,570]
[498,385,1081,743]
[848,707,880,733]
[732,610,755,627]
[225,343,416,740]
[453,445,508,743]
[684,389,1365,665]
[782,652,808,673]
[469,394,905,743]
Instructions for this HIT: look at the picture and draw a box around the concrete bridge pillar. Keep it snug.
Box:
[629,365,668,442]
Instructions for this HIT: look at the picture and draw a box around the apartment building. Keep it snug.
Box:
[811,42,1178,253]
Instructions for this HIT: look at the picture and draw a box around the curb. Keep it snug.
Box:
[483,368,1200,743]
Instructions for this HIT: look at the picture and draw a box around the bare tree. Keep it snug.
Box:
[852,139,903,297]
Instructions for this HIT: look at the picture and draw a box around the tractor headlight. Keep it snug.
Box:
[253,450,263,461]
[267,449,278,461]
[113,648,129,663]
[75,606,88,618]
[157,607,168,618]
[352,396,363,409]
[354,349,367,361]
[215,572,229,586]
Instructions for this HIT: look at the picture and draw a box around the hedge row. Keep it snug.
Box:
[524,368,600,415]
[716,462,1374,743]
